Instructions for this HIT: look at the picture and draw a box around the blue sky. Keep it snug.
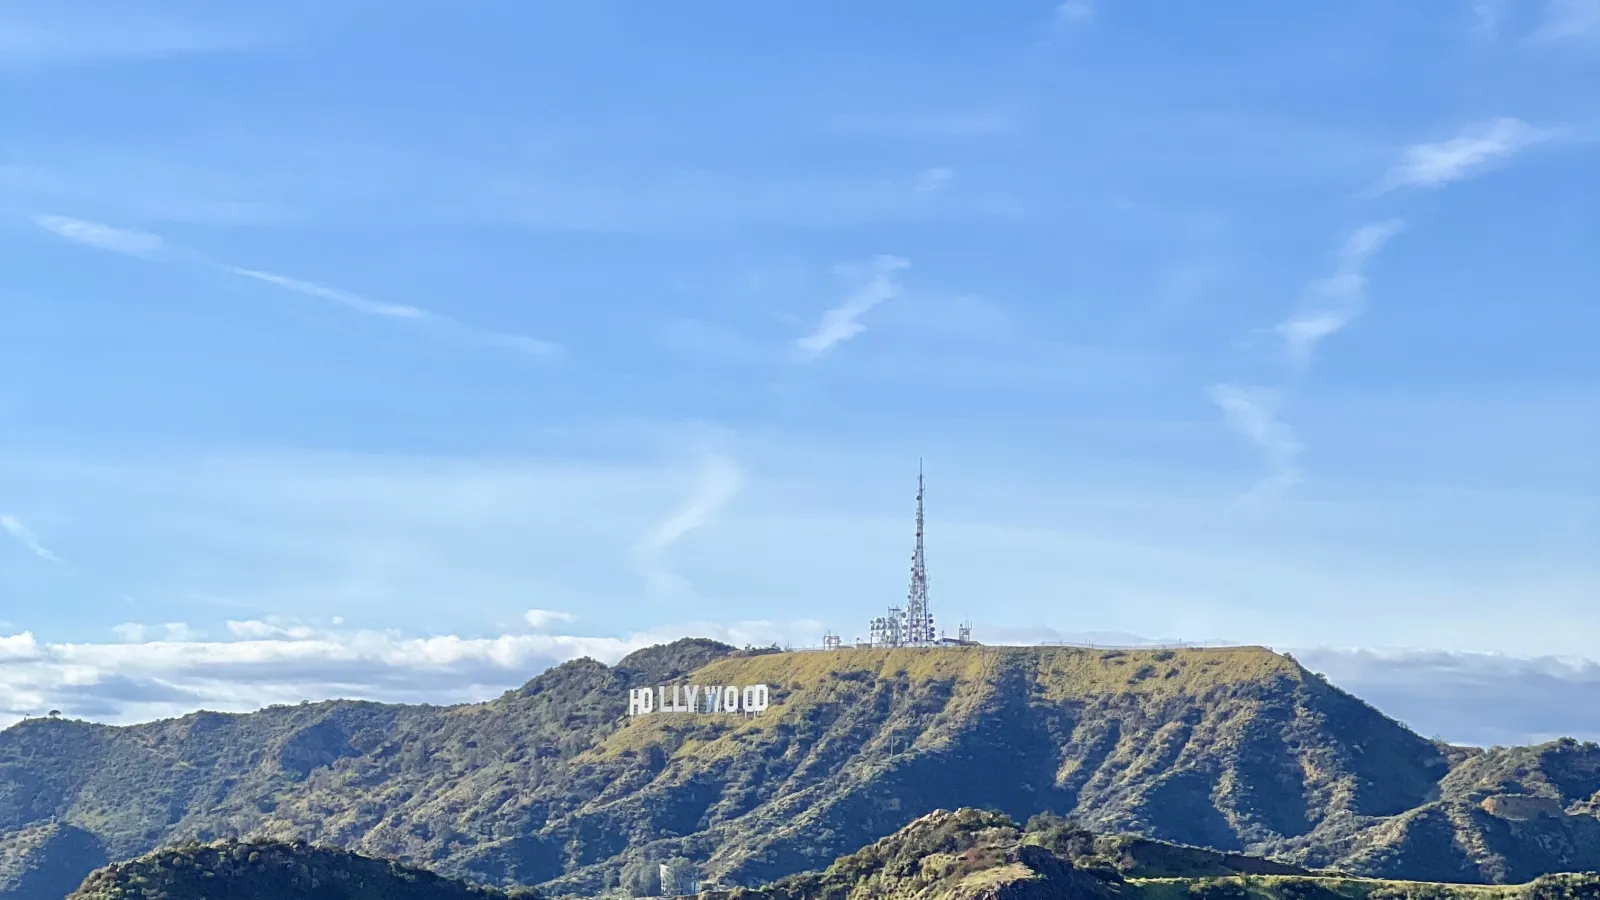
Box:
[1,0,1597,741]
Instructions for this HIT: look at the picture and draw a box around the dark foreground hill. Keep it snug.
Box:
[64,839,532,900]
[54,810,1600,900]
[5,640,1600,896]
[739,808,1600,900]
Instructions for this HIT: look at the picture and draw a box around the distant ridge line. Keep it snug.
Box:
[783,640,1252,652]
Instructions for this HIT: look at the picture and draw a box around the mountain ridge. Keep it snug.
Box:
[5,640,1600,897]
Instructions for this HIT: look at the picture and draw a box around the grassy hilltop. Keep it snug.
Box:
[4,640,1600,898]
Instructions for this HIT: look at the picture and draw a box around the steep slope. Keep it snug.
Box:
[0,821,108,900]
[1276,739,1600,884]
[1297,798,1600,885]
[2,641,1596,895]
[542,645,1450,889]
[64,839,530,900]
[1439,739,1600,813]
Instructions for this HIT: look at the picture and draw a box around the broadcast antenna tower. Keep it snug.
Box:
[904,460,935,645]
[864,462,940,648]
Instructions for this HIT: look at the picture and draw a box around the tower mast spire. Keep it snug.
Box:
[865,461,936,648]
[905,460,932,645]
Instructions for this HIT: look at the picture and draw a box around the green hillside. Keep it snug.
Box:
[4,640,1600,896]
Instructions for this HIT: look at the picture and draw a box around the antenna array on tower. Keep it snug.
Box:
[826,462,973,651]
[865,462,939,648]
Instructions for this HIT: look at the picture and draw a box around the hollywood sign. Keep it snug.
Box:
[628,684,771,716]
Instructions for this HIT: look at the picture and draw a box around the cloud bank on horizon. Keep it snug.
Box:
[5,618,1598,748]
[1,2,1595,740]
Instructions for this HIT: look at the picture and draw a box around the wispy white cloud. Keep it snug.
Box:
[524,609,578,631]
[480,332,565,360]
[223,266,562,359]
[1216,226,1392,495]
[796,255,910,360]
[224,618,319,640]
[1206,384,1302,495]
[1533,0,1600,39]
[0,514,62,562]
[225,267,428,319]
[914,166,954,193]
[633,456,745,597]
[1211,221,1397,490]
[1377,118,1554,193]
[35,214,166,257]
[30,215,561,359]
[1053,0,1095,23]
[1276,220,1405,369]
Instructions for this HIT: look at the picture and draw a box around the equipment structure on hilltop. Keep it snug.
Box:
[868,461,940,647]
